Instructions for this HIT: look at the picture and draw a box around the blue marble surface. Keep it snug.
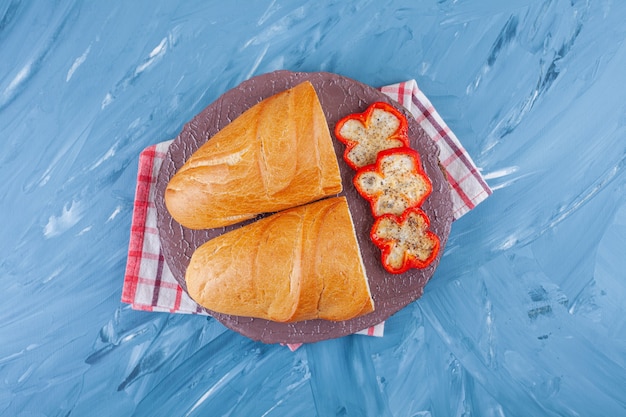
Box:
[1,1,625,415]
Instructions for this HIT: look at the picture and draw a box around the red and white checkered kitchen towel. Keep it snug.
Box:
[121,80,492,344]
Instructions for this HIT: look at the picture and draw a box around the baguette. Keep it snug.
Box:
[165,81,342,229]
[185,197,374,322]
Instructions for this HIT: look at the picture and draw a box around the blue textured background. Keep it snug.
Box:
[1,1,625,416]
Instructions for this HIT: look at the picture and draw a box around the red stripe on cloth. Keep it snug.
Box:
[446,169,476,210]
[396,82,406,104]
[144,226,159,234]
[132,200,156,210]
[415,113,428,124]
[172,286,183,312]
[122,145,158,303]
[137,174,156,184]
[129,301,156,312]
[386,81,412,109]
[121,274,140,304]
[131,225,159,235]
[440,144,470,168]
[137,277,180,290]
[367,326,375,336]
[127,250,161,260]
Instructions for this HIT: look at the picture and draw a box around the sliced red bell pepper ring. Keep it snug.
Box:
[353,147,432,218]
[334,101,410,170]
[370,207,440,274]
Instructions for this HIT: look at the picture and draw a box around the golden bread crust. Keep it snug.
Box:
[164,81,342,229]
[185,197,374,322]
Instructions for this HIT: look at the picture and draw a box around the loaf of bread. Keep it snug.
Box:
[165,81,343,229]
[185,197,374,322]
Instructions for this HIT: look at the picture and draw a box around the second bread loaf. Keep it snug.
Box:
[185,197,374,322]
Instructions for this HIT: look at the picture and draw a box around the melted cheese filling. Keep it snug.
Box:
[355,153,430,216]
[340,108,403,167]
[374,212,436,269]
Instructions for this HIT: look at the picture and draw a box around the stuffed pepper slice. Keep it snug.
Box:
[354,147,432,217]
[370,207,440,274]
[334,101,409,170]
